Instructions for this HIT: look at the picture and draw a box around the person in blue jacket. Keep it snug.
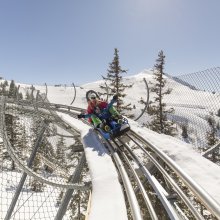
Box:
[78,94,122,130]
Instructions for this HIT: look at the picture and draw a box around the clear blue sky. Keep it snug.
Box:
[0,0,219,85]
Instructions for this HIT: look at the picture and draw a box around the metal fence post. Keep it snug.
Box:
[55,153,86,220]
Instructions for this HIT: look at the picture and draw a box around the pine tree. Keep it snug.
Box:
[206,115,218,146]
[25,90,31,100]
[181,124,188,139]
[29,154,44,192]
[0,81,8,96]
[29,118,45,192]
[56,136,67,168]
[15,124,28,161]
[100,48,133,117]
[68,165,90,219]
[3,80,8,87]
[148,51,174,135]
[18,92,23,100]
[206,114,219,162]
[217,109,220,117]
[0,140,4,169]
[8,80,16,98]
[5,114,17,170]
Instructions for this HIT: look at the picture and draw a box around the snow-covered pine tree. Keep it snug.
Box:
[148,50,174,135]
[100,48,134,118]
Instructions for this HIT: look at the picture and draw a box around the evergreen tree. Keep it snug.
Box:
[25,90,31,100]
[100,48,133,117]
[206,116,218,146]
[217,109,220,117]
[8,80,16,98]
[3,112,27,169]
[5,114,17,170]
[18,91,23,100]
[15,124,28,161]
[181,124,188,139]
[56,136,67,168]
[0,81,8,96]
[68,165,90,219]
[148,51,174,135]
[29,154,44,192]
[206,114,219,162]
[29,118,45,192]
[3,80,8,87]
[0,140,4,169]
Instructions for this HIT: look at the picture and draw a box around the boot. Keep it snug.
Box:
[98,121,110,132]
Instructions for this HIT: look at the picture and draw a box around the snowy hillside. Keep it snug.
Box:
[30,70,220,206]
[1,69,220,219]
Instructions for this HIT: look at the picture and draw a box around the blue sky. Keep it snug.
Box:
[0,0,219,85]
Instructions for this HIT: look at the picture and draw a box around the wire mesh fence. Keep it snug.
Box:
[1,67,220,219]
[164,67,220,155]
[0,89,90,220]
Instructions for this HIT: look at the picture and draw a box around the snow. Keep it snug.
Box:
[57,113,128,220]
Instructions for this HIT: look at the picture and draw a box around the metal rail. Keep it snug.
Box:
[96,130,143,220]
[124,133,204,220]
[1,99,90,191]
[129,130,220,219]
[117,138,180,220]
[113,141,158,220]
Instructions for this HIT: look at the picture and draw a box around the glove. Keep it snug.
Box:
[77,114,85,119]
[113,94,119,100]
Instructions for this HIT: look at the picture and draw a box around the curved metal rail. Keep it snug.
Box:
[121,133,204,220]
[70,83,77,105]
[128,130,220,219]
[115,138,180,220]
[0,97,90,191]
[134,78,150,121]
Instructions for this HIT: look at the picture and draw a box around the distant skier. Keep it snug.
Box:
[77,93,122,130]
